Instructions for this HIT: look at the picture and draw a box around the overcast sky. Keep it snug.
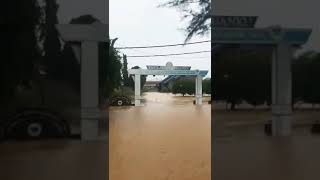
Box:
[56,0,319,81]
[109,0,211,81]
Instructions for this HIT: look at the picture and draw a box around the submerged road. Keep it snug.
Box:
[109,92,211,180]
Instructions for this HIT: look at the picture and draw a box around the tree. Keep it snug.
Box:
[293,51,320,107]
[105,40,122,100]
[212,45,272,110]
[212,46,242,110]
[42,0,62,79]
[203,79,211,94]
[308,53,320,106]
[159,0,211,42]
[292,52,311,104]
[121,54,130,86]
[1,0,42,107]
[172,78,195,96]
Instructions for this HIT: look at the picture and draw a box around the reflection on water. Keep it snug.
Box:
[109,92,211,180]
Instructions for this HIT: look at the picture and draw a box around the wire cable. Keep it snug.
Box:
[126,50,211,58]
[115,40,211,49]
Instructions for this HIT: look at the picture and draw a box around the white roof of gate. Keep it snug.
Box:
[56,22,107,42]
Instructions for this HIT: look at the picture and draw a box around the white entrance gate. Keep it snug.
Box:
[128,62,208,106]
[56,22,107,141]
[212,15,312,136]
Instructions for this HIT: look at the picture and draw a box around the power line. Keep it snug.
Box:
[115,40,211,49]
[116,42,148,55]
[164,56,211,59]
[126,50,211,58]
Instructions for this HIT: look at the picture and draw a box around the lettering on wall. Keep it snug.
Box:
[212,16,258,28]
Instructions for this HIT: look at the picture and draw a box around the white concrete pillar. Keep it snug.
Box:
[195,76,198,104]
[134,74,141,106]
[271,42,292,136]
[195,75,203,105]
[80,41,100,140]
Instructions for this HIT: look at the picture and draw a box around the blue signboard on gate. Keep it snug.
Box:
[283,30,312,45]
[212,28,272,43]
[212,28,312,45]
[128,69,208,76]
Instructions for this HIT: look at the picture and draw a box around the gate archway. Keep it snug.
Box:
[128,62,208,106]
[212,15,312,136]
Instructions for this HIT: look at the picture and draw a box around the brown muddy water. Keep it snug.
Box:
[109,92,211,180]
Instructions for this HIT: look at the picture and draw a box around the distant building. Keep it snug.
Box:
[143,81,161,91]
[159,74,208,92]
[158,66,192,91]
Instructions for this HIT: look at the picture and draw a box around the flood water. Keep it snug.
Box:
[109,92,211,180]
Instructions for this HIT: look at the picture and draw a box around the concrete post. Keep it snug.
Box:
[195,76,198,104]
[80,41,100,140]
[195,75,203,105]
[134,74,141,106]
[56,23,108,141]
[271,41,293,136]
